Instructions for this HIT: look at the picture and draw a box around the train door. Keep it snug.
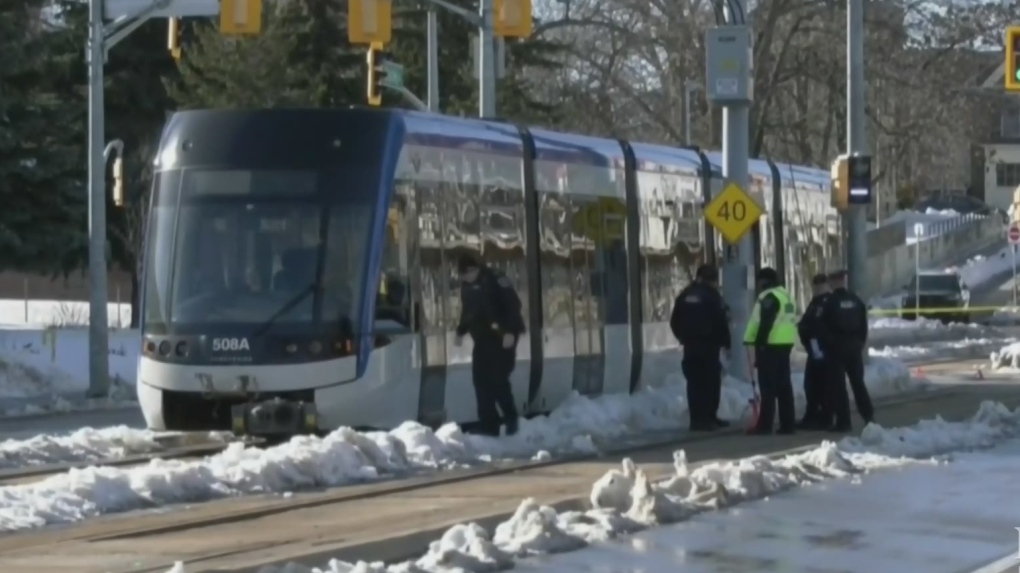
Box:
[569,195,606,397]
[411,175,450,427]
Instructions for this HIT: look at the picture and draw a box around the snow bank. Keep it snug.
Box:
[0,357,915,531]
[957,247,1015,288]
[0,329,139,416]
[988,307,1020,326]
[868,316,991,346]
[870,337,1015,361]
[164,400,1020,573]
[0,427,214,470]
[990,341,1020,370]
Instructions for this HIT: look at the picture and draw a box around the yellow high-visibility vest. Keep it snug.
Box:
[743,286,798,345]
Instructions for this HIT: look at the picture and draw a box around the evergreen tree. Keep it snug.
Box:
[169,0,365,109]
[0,0,87,275]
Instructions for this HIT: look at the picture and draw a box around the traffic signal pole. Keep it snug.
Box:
[846,0,868,296]
[478,0,497,117]
[90,0,260,398]
[705,2,754,382]
[426,9,440,112]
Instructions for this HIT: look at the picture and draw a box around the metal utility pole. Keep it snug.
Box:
[426,9,440,112]
[478,0,497,117]
[87,0,111,398]
[85,0,251,398]
[846,0,868,296]
[705,0,754,381]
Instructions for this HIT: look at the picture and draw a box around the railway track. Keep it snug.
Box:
[2,380,1014,573]
[0,436,246,486]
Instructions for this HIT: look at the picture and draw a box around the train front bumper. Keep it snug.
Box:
[231,399,318,437]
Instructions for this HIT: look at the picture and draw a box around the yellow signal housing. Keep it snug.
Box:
[167,18,182,61]
[366,42,384,106]
[220,0,263,35]
[1007,26,1020,92]
[349,0,393,44]
[493,0,533,38]
[830,154,849,212]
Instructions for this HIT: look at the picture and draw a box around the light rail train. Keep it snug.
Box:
[136,108,838,437]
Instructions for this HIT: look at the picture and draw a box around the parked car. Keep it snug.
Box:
[900,270,970,323]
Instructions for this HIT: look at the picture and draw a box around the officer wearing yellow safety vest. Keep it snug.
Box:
[742,267,797,435]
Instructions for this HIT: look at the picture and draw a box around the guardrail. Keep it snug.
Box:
[863,213,1003,299]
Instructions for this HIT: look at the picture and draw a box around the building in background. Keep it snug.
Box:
[973,58,1020,211]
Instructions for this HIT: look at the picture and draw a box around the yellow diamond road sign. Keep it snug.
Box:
[704,182,763,244]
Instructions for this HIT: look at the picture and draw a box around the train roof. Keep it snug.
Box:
[396,110,828,191]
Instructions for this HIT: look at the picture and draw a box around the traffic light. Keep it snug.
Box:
[349,0,392,44]
[366,42,388,106]
[1007,26,1020,91]
[493,0,533,38]
[830,154,849,211]
[167,18,182,61]
[220,0,262,36]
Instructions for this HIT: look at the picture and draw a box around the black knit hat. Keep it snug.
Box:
[457,253,481,273]
[695,264,719,282]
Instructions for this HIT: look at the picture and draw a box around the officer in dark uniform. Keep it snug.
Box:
[819,269,874,432]
[454,254,524,437]
[797,273,833,429]
[743,267,797,435]
[669,264,731,431]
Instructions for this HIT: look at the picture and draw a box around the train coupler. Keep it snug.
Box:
[230,398,318,438]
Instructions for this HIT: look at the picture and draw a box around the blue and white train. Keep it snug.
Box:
[136,108,837,436]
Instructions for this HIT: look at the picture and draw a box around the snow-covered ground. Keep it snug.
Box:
[0,357,915,532]
[508,429,1020,573]
[870,336,1016,361]
[163,400,1020,573]
[0,327,139,416]
[0,299,130,329]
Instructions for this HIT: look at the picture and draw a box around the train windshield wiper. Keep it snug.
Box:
[254,282,319,337]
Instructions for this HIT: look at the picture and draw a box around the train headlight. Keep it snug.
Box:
[285,343,298,354]
[309,340,323,354]
[175,340,189,357]
[158,340,171,356]
[145,341,157,355]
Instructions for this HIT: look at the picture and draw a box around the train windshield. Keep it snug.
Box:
[143,168,375,335]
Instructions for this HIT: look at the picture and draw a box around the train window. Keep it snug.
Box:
[375,191,414,336]
[637,177,685,322]
[412,177,448,368]
[537,189,574,331]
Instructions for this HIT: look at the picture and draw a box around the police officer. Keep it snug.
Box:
[454,254,524,437]
[819,269,874,432]
[743,267,798,435]
[797,273,833,430]
[670,264,731,431]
